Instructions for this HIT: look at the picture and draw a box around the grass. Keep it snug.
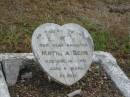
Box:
[0,16,129,54]
[0,0,130,96]
[0,0,129,54]
[101,0,130,4]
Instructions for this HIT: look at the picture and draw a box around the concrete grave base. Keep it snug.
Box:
[0,63,10,97]
[0,51,130,97]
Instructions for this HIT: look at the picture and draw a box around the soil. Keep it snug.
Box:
[9,64,124,97]
[0,0,129,97]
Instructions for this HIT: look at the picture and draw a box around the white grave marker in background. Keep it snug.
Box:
[32,23,94,86]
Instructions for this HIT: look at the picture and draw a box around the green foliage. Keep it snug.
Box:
[0,15,129,53]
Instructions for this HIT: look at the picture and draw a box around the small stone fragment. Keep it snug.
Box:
[67,89,82,97]
[21,72,32,79]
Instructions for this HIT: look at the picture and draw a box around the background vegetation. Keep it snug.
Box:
[0,0,129,73]
[0,0,130,96]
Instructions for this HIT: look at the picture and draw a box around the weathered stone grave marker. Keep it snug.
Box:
[0,23,130,97]
[31,23,94,85]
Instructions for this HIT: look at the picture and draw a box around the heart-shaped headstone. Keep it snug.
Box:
[32,23,94,86]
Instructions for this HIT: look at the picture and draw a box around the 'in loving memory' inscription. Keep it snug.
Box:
[32,23,93,86]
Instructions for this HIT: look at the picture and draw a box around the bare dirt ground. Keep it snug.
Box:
[9,64,124,97]
[0,0,130,97]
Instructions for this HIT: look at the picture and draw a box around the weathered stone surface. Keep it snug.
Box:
[0,63,10,97]
[32,23,94,86]
[21,72,32,79]
[0,53,34,62]
[0,53,34,86]
[93,51,130,97]
[0,52,129,97]
[2,59,21,86]
[67,89,82,97]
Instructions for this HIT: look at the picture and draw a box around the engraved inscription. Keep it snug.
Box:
[32,23,93,85]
